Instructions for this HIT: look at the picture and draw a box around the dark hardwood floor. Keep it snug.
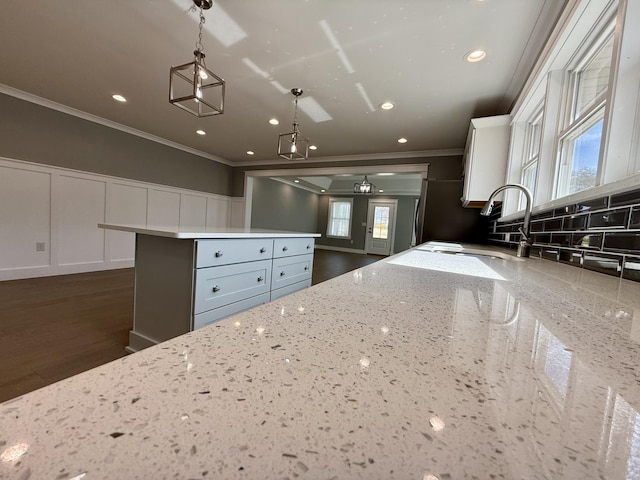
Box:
[0,249,382,403]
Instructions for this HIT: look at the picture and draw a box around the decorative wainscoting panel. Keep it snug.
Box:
[0,157,238,281]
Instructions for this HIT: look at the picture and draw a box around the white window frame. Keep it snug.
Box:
[520,108,544,209]
[500,0,640,222]
[553,23,615,199]
[326,198,353,239]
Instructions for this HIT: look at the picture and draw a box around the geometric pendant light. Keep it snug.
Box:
[353,175,376,194]
[169,0,225,117]
[277,88,310,160]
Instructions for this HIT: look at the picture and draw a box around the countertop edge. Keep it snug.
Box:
[98,223,321,239]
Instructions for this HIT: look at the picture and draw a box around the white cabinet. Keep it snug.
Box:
[194,259,272,314]
[461,114,511,207]
[271,253,313,296]
[127,234,315,352]
[196,238,273,267]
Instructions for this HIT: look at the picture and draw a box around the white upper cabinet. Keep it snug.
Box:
[461,114,511,207]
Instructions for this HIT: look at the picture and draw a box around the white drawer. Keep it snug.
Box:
[273,237,315,258]
[193,292,270,330]
[196,239,273,268]
[194,259,271,314]
[270,279,312,301]
[271,253,313,290]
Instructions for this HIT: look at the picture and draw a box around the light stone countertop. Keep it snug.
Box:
[98,224,321,239]
[2,242,640,479]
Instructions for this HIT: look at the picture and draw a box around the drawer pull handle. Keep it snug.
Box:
[306,244,311,249]
[215,251,223,258]
[304,266,309,271]
[257,276,263,282]
[280,271,286,276]
[282,246,288,251]
[260,247,266,253]
[212,285,221,293]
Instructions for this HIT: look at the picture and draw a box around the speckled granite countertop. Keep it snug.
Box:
[2,242,640,479]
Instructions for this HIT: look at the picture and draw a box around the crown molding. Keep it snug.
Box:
[231,149,463,168]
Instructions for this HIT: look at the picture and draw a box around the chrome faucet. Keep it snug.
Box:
[480,184,533,258]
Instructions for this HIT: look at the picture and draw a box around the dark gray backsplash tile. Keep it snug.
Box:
[543,218,563,231]
[603,232,640,253]
[541,248,559,261]
[551,233,572,247]
[488,186,640,283]
[554,205,576,216]
[563,214,587,231]
[588,208,629,229]
[582,252,622,277]
[630,207,640,229]
[559,249,582,266]
[622,256,640,282]
[533,233,551,245]
[577,197,608,212]
[532,210,554,221]
[610,188,640,207]
[572,233,603,250]
[531,220,544,232]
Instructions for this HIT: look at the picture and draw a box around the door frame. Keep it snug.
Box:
[364,198,398,255]
[242,163,430,228]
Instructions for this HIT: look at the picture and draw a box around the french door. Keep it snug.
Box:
[364,199,397,256]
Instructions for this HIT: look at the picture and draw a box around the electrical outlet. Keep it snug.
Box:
[36,242,46,252]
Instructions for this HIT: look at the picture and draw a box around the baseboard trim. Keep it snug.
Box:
[127,331,158,353]
[315,245,366,255]
[0,260,135,282]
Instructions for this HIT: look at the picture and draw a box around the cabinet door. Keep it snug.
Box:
[193,292,270,330]
[273,238,315,258]
[270,279,312,301]
[196,239,273,268]
[271,254,313,290]
[194,259,271,314]
[462,115,511,207]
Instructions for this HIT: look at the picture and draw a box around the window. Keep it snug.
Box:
[555,28,615,199]
[521,109,543,208]
[326,198,353,238]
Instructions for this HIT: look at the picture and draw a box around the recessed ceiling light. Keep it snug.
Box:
[246,150,254,155]
[320,189,326,193]
[309,145,318,150]
[196,129,206,135]
[379,189,384,193]
[380,101,394,110]
[294,179,300,183]
[112,94,127,102]
[377,173,394,176]
[465,49,487,62]
[398,137,408,143]
[269,118,279,125]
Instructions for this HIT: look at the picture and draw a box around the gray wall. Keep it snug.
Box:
[0,93,233,195]
[316,194,418,254]
[250,177,318,233]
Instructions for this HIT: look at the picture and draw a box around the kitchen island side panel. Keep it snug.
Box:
[132,235,195,346]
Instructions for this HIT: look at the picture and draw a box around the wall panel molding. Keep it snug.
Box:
[0,157,236,281]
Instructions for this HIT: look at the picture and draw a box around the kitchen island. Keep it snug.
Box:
[2,242,640,479]
[98,224,320,352]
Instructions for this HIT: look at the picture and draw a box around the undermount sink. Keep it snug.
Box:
[416,242,524,262]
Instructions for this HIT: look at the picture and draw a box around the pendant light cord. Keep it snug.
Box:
[196,6,205,53]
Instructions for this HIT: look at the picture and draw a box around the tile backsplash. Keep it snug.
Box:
[487,187,640,282]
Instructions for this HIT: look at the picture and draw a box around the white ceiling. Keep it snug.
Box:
[0,0,566,167]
